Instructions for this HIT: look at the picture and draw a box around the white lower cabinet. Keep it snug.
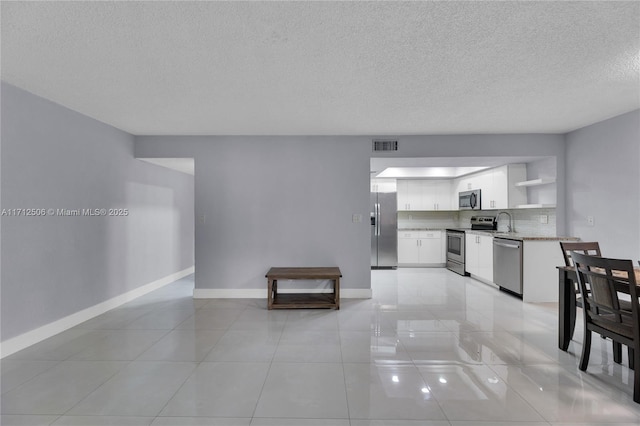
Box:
[465,234,479,274]
[398,236,420,264]
[398,230,444,266]
[465,233,494,283]
[521,240,566,303]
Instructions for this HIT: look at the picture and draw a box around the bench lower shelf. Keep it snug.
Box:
[271,293,338,309]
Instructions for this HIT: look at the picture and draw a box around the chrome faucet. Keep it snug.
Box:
[497,211,513,233]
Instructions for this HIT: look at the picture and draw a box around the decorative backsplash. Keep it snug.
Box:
[398,208,557,236]
[397,211,460,230]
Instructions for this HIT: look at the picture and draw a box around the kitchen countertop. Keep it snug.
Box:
[466,229,580,241]
[396,228,579,241]
[397,228,446,231]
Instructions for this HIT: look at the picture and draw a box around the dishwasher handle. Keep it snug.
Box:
[493,240,521,249]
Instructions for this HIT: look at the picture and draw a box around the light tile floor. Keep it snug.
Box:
[3,268,640,425]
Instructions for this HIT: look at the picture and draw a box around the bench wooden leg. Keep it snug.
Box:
[267,278,274,310]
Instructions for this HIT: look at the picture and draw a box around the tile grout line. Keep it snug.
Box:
[337,306,353,423]
[248,306,286,422]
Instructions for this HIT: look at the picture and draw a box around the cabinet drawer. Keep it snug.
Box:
[398,231,419,239]
[420,231,441,239]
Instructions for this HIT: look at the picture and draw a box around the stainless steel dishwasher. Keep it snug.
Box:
[493,238,523,297]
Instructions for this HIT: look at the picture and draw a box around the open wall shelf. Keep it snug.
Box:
[515,178,556,187]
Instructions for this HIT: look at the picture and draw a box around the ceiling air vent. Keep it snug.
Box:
[372,139,398,152]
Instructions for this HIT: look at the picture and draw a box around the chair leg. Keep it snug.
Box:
[629,347,635,370]
[634,346,640,403]
[569,305,577,342]
[579,330,592,371]
[614,341,623,364]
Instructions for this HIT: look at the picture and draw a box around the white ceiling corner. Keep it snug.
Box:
[1,1,639,136]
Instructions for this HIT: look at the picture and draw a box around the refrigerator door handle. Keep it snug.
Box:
[373,204,377,236]
[375,203,381,236]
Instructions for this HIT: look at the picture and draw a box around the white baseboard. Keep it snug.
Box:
[0,266,195,359]
[193,288,372,299]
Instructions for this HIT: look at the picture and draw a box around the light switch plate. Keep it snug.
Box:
[587,215,594,226]
[352,214,362,223]
[539,214,548,224]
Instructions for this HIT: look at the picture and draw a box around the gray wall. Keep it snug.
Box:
[1,82,195,341]
[136,136,373,293]
[565,109,640,260]
[136,133,565,293]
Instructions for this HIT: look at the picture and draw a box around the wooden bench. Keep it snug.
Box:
[266,267,341,310]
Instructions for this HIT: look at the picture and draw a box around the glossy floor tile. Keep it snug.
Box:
[0,360,60,394]
[2,270,640,425]
[1,361,127,414]
[344,363,446,420]
[417,364,545,422]
[159,362,269,417]
[52,416,154,425]
[67,361,197,416]
[253,362,349,419]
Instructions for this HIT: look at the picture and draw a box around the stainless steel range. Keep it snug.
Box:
[445,229,466,275]
[446,216,496,275]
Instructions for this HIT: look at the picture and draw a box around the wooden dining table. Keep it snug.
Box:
[557,265,640,351]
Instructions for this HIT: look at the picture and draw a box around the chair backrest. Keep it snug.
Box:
[572,252,639,342]
[560,241,601,267]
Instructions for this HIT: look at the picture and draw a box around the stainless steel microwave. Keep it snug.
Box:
[459,189,481,210]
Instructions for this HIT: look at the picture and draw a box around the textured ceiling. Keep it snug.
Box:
[2,1,639,136]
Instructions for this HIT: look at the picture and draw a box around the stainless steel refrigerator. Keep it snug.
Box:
[371,191,398,269]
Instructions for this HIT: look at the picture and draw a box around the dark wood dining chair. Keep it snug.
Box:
[560,241,602,267]
[559,241,632,366]
[572,252,640,403]
[560,242,604,344]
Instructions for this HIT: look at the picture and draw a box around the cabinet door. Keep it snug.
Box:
[434,180,452,210]
[477,235,494,282]
[411,180,452,211]
[398,237,420,263]
[418,235,443,264]
[397,180,410,210]
[371,178,397,193]
[420,181,437,211]
[484,164,527,209]
[406,181,424,210]
[488,166,507,209]
[465,234,479,275]
[475,169,494,209]
[458,176,477,192]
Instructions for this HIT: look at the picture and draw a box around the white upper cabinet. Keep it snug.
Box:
[482,164,527,210]
[397,163,535,211]
[396,180,411,210]
[422,180,452,211]
[407,181,425,210]
[397,180,452,211]
[371,178,397,193]
[454,164,527,210]
[456,172,486,193]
